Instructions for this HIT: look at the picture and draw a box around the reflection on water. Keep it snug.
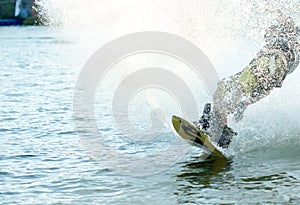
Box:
[177,156,232,187]
[175,156,233,204]
[174,154,300,204]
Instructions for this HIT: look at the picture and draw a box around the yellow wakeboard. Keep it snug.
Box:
[172,115,226,158]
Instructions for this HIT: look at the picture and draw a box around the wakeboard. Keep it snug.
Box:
[172,115,226,158]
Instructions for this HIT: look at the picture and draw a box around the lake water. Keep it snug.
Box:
[1,26,300,205]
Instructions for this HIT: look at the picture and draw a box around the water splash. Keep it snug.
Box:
[37,0,300,67]
[37,0,300,37]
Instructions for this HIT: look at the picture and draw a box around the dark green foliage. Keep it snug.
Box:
[0,1,15,18]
